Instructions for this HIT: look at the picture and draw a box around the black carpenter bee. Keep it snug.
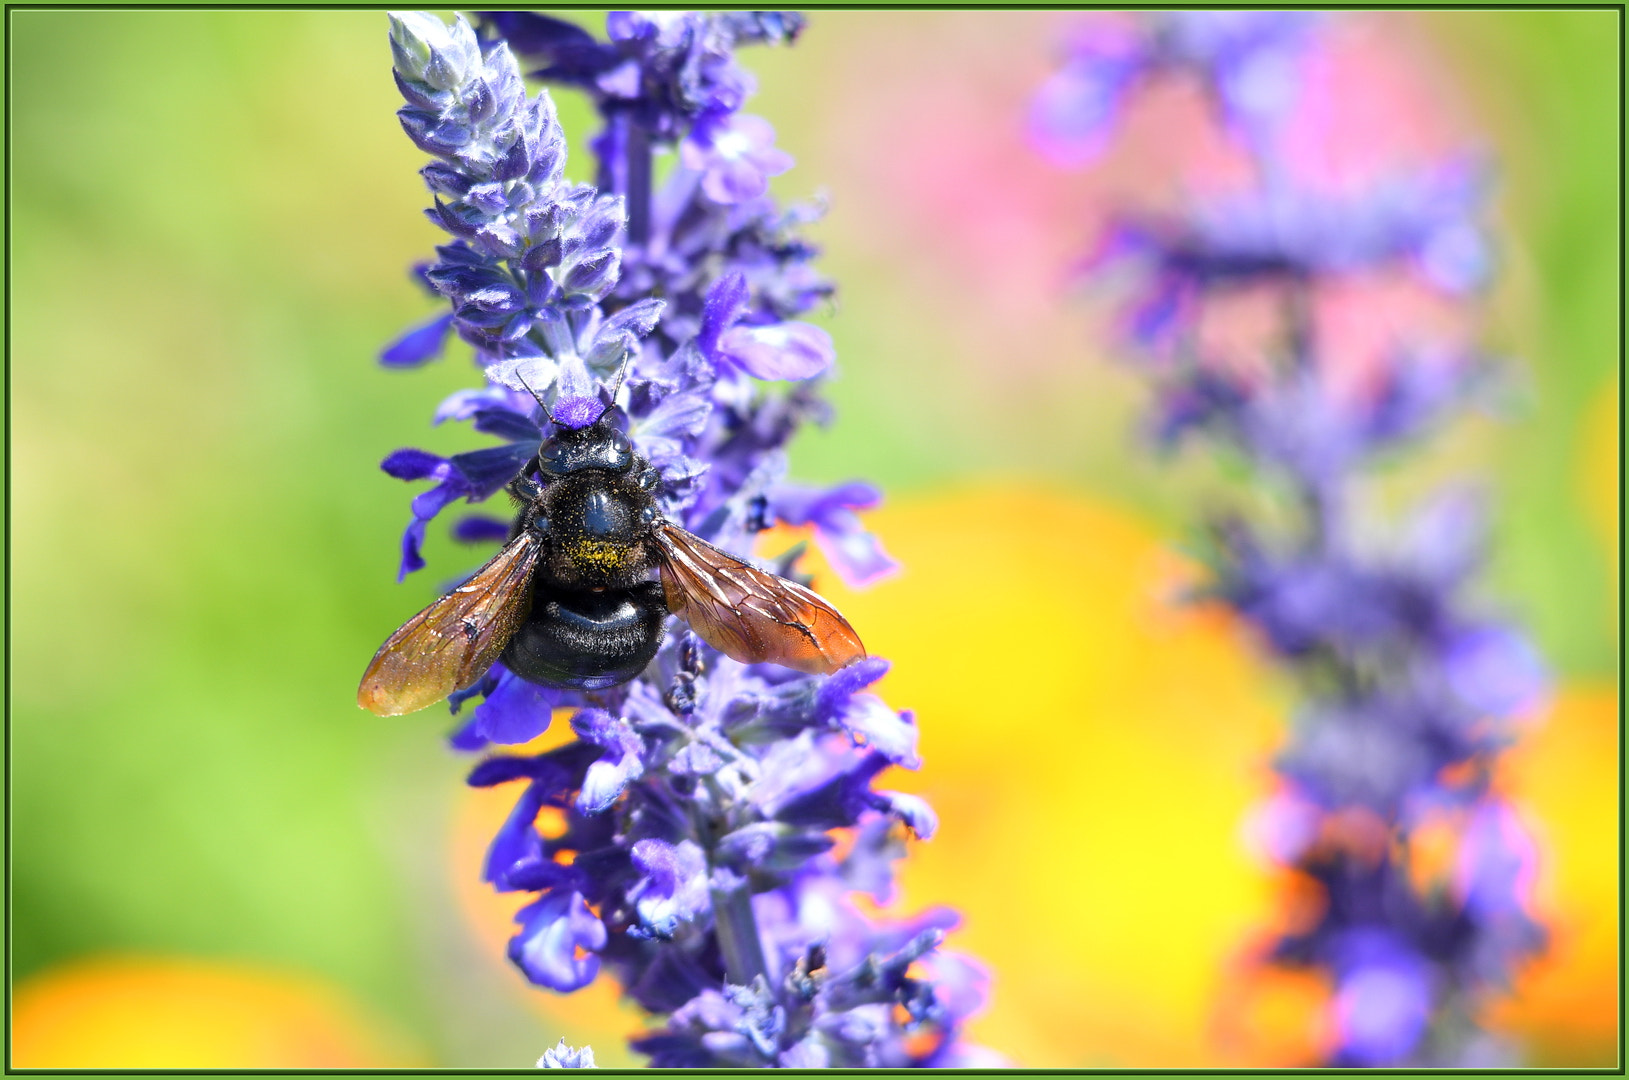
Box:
[358,403,865,716]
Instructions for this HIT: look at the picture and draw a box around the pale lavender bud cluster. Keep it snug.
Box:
[386,13,651,408]
[537,1038,595,1069]
[1036,12,1545,1067]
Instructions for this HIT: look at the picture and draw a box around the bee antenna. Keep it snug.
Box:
[600,351,634,419]
[514,368,556,426]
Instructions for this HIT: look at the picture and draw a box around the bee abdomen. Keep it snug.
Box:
[502,582,667,691]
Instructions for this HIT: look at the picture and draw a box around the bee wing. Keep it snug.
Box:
[357,534,541,716]
[651,521,865,675]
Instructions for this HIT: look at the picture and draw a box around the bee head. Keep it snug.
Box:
[537,411,634,477]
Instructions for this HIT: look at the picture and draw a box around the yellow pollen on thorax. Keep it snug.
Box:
[566,539,631,571]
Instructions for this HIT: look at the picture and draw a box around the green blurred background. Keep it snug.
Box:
[10,9,1618,1068]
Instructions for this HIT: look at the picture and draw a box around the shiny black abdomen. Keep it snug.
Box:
[502,581,668,691]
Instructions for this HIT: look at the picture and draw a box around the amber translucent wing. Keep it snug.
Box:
[357,535,541,716]
[652,522,865,675]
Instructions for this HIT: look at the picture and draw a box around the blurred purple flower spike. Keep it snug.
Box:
[1037,10,1545,1066]
[1030,11,1318,167]
[1161,10,1319,148]
[1443,625,1548,720]
[377,10,991,1068]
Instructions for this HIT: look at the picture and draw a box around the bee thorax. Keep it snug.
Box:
[580,489,631,539]
[539,469,658,589]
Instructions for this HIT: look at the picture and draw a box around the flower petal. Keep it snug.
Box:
[380,312,454,367]
[509,890,606,991]
[717,321,833,381]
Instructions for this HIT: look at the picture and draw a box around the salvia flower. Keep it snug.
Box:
[1037,12,1545,1067]
[380,11,987,1067]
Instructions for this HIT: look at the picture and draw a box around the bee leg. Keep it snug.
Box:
[507,472,544,502]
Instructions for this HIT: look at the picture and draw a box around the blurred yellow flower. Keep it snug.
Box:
[809,485,1287,1066]
[11,955,417,1068]
[1486,684,1619,1066]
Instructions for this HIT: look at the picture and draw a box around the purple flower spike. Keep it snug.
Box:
[380,441,538,579]
[1455,800,1539,919]
[378,11,991,1068]
[432,384,527,425]
[572,709,645,813]
[1031,12,1317,166]
[814,654,891,722]
[1442,625,1547,720]
[1162,11,1319,148]
[483,778,547,888]
[841,698,920,768]
[876,790,937,840]
[696,270,752,356]
[694,270,833,382]
[451,514,512,544]
[381,449,456,579]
